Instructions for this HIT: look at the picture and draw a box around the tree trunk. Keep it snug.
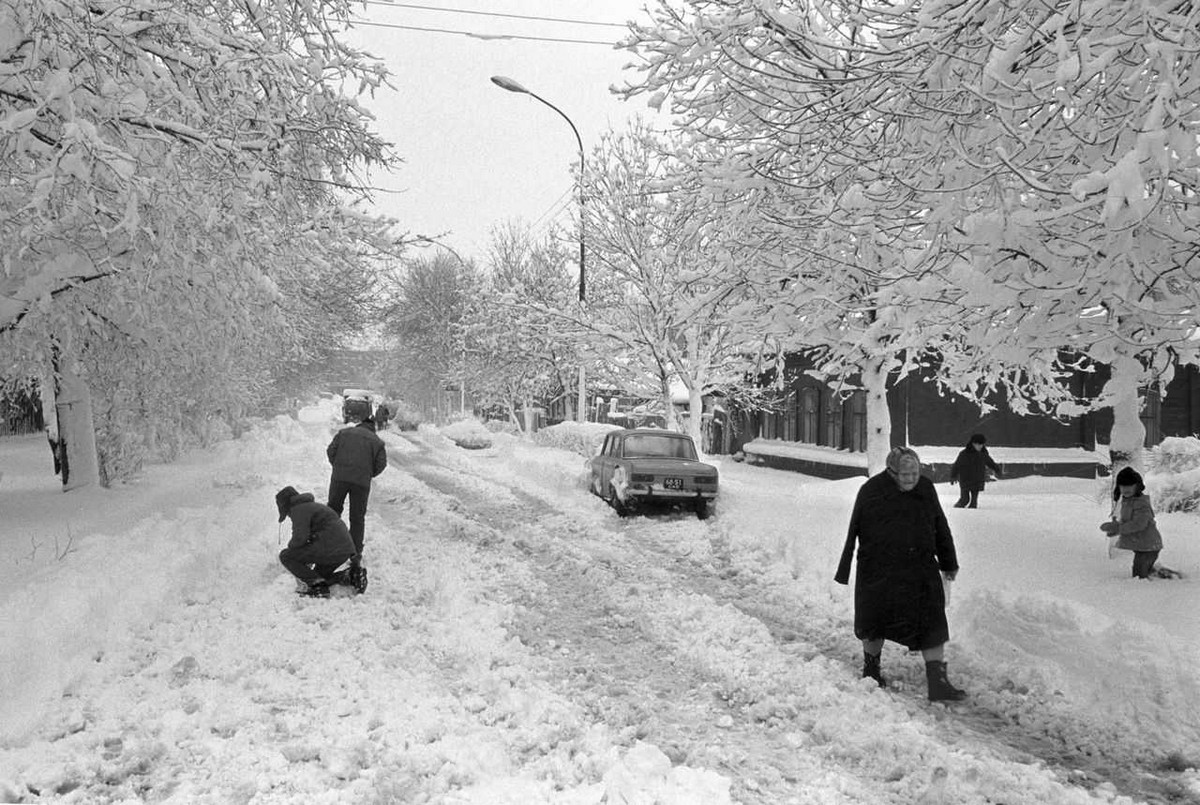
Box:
[577,365,587,423]
[522,396,535,434]
[38,374,65,476]
[1105,354,1146,476]
[686,386,704,454]
[660,374,676,431]
[863,356,891,476]
[56,367,101,491]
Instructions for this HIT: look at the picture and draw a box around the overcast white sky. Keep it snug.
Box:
[343,1,661,263]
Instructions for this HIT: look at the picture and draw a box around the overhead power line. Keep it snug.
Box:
[358,1,628,29]
[349,18,619,46]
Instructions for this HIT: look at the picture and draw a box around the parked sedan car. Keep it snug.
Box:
[588,428,718,519]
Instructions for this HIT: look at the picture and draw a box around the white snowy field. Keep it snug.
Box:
[1,398,1198,804]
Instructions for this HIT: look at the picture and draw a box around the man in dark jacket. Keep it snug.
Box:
[949,433,1002,508]
[835,447,966,702]
[326,417,387,583]
[276,485,358,598]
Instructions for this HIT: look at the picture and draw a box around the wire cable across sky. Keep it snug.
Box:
[351,1,630,45]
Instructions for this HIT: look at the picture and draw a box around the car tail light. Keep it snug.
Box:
[631,474,655,483]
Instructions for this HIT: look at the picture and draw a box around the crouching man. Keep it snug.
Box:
[275,485,365,597]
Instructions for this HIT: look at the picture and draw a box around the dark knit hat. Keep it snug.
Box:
[1112,466,1145,499]
[275,485,299,522]
[970,433,987,445]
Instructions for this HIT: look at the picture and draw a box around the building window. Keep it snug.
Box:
[825,393,843,449]
[783,391,797,441]
[800,388,819,443]
[850,392,868,453]
[1141,385,1162,447]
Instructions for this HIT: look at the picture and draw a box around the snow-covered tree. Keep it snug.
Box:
[903,0,1200,470]
[583,122,774,449]
[0,0,401,486]
[622,0,1200,471]
[381,251,481,424]
[618,5,994,471]
[471,222,581,430]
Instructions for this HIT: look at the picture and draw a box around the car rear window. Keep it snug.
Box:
[623,435,696,460]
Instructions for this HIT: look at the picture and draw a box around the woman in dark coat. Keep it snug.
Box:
[835,447,966,701]
[949,433,1002,508]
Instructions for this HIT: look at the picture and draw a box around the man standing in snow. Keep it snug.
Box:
[949,433,1002,508]
[326,415,387,588]
[834,446,967,702]
[276,485,359,598]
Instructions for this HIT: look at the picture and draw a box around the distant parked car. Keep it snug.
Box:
[588,428,718,519]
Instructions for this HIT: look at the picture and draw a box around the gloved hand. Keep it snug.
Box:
[1100,521,1119,535]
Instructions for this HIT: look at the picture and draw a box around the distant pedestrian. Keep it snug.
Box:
[835,447,967,702]
[949,433,1002,508]
[374,401,391,430]
[275,485,360,597]
[326,416,387,586]
[1100,467,1165,579]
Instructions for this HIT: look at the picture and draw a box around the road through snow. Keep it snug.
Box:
[2,406,1197,804]
[386,429,1193,805]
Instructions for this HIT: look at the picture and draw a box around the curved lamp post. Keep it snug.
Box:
[491,75,588,422]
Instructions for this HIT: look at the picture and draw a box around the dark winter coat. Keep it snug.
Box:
[949,444,1000,491]
[1113,493,1163,553]
[327,421,387,488]
[283,492,356,562]
[835,471,959,651]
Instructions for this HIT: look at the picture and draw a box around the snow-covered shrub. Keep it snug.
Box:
[1148,468,1200,514]
[532,421,620,458]
[1145,437,1200,513]
[441,418,493,450]
[1147,436,1200,474]
[484,419,519,435]
[390,401,422,431]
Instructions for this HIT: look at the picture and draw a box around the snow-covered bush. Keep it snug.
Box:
[1146,437,1200,513]
[532,421,620,458]
[441,419,493,450]
[1148,469,1200,514]
[484,419,520,435]
[389,401,422,431]
[1147,436,1200,474]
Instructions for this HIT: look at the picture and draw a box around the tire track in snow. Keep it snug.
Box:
[385,432,1199,804]
[384,435,899,804]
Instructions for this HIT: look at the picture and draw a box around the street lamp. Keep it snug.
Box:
[491,74,588,423]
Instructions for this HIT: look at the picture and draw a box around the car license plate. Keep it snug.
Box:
[663,477,684,490]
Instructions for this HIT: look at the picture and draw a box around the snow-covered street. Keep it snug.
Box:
[2,400,1199,804]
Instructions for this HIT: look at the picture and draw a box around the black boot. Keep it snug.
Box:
[298,582,331,598]
[351,564,368,595]
[925,660,966,702]
[863,651,886,687]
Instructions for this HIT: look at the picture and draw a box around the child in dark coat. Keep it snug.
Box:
[1100,467,1164,579]
[949,433,1002,508]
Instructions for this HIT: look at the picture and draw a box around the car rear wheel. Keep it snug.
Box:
[695,499,711,520]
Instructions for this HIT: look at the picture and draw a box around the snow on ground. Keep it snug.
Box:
[0,399,1198,804]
